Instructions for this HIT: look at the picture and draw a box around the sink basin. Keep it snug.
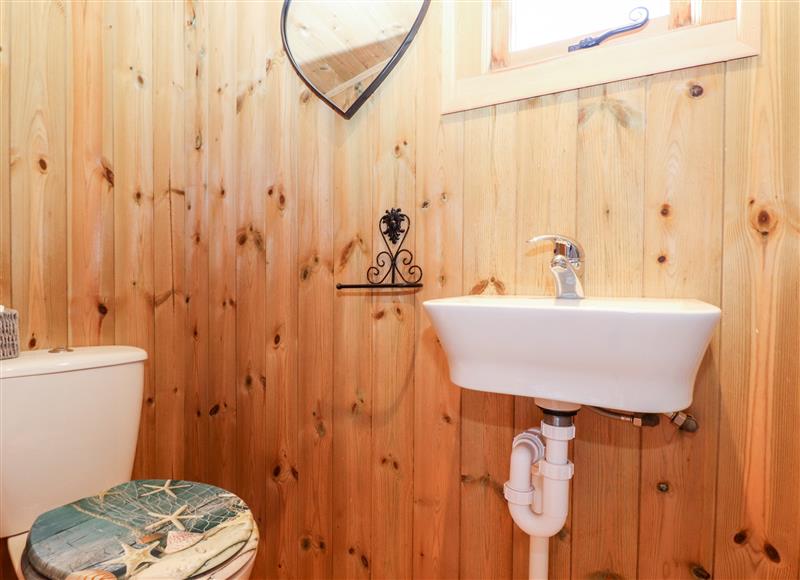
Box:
[423,296,720,413]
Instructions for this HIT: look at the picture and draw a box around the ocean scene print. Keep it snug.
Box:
[24,480,258,580]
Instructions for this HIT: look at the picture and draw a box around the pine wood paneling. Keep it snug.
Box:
[370,54,416,580]
[0,0,9,306]
[10,0,67,350]
[573,78,646,579]
[183,0,210,487]
[206,0,237,494]
[412,3,464,577]
[235,3,269,576]
[461,102,518,580]
[67,0,114,347]
[3,3,800,580]
[266,10,300,579]
[513,91,579,580]
[296,52,335,580]
[332,108,375,579]
[111,0,154,478]
[715,2,800,577]
[639,63,724,580]
[153,0,186,480]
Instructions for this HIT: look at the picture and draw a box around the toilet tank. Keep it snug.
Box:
[0,346,147,538]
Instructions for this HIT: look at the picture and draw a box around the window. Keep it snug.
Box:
[441,0,760,114]
[509,0,670,53]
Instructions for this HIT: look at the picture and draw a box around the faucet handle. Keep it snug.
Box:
[527,234,584,263]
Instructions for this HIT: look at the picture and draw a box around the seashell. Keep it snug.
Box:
[66,569,116,580]
[163,530,203,554]
[137,533,164,544]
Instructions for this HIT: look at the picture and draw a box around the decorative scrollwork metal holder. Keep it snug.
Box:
[336,208,423,290]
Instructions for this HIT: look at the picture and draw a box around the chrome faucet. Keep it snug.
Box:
[527,234,585,299]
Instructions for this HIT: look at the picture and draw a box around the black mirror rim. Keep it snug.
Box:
[280,0,431,120]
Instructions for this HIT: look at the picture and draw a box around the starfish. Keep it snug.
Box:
[140,479,191,498]
[145,504,196,531]
[106,540,160,574]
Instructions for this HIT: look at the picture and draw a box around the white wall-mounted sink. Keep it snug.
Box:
[424,296,720,413]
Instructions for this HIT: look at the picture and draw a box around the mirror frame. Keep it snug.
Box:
[280,0,431,119]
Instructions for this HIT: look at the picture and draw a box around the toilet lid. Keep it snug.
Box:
[25,480,258,580]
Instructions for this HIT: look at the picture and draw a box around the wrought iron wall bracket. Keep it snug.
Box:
[336,208,423,291]
[568,7,650,52]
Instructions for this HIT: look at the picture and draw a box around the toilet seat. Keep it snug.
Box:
[22,480,258,580]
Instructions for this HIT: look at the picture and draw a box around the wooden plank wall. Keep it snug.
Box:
[1,2,798,579]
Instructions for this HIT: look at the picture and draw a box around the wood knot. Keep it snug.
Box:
[300,90,311,103]
[209,404,220,416]
[272,464,281,477]
[38,158,47,172]
[244,375,253,388]
[689,84,704,98]
[101,162,114,186]
[134,191,143,204]
[587,570,623,580]
[750,205,778,237]
[492,277,507,294]
[98,302,108,316]
[274,333,281,346]
[764,542,781,563]
[656,481,669,492]
[28,337,37,349]
[237,232,248,245]
[733,529,748,544]
[660,203,671,217]
[137,74,144,86]
[360,555,369,569]
[470,279,490,295]
[657,255,667,264]
[300,537,311,550]
[373,309,385,319]
[690,564,710,579]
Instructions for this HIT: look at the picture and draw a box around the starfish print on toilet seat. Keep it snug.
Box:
[145,504,196,531]
[106,540,160,574]
[139,479,191,498]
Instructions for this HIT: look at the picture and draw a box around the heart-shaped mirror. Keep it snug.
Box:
[281,0,430,119]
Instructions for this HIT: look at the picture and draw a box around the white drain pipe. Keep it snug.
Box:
[504,420,575,580]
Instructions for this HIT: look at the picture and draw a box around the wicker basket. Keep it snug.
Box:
[0,306,20,360]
